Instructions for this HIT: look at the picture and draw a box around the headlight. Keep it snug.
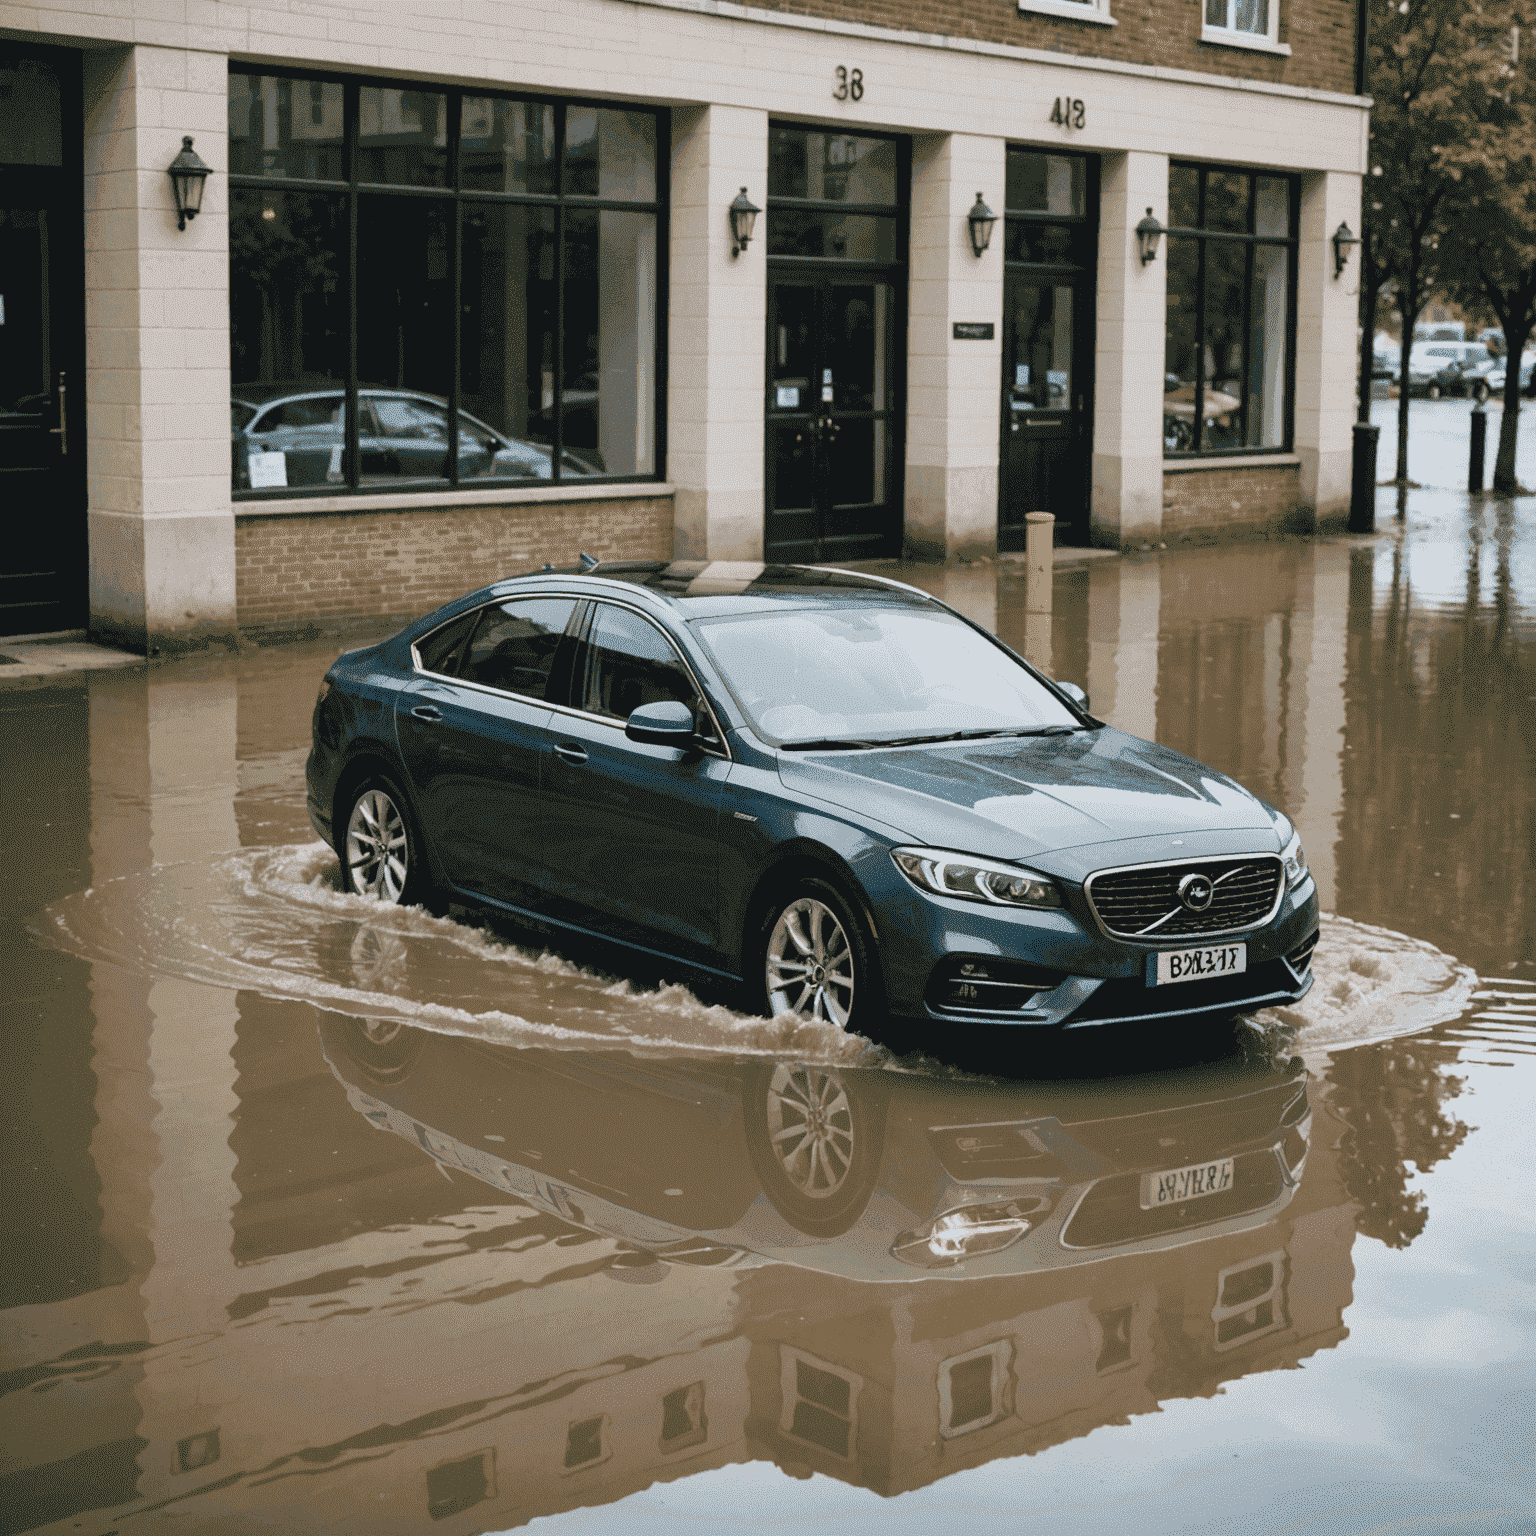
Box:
[1280,829,1309,890]
[892,847,1063,909]
[891,1198,1042,1267]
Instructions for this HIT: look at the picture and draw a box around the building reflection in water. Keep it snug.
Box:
[2,505,1527,1533]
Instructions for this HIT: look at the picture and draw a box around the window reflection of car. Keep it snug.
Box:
[319,1015,1312,1280]
[1163,378,1242,451]
[231,383,604,489]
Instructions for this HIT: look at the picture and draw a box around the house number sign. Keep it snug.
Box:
[1051,96,1086,129]
[834,66,864,101]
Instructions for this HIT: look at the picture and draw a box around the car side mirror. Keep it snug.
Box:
[625,699,699,749]
[1056,680,1090,712]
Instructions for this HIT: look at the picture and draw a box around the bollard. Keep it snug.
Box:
[1024,511,1054,669]
[1468,405,1486,494]
[1349,422,1380,533]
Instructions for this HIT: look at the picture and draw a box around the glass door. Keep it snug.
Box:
[764,124,906,564]
[1,46,85,637]
[998,149,1097,550]
[766,272,899,563]
[999,272,1089,551]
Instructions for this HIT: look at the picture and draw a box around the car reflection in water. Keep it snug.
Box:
[231,384,605,490]
[319,1015,1311,1282]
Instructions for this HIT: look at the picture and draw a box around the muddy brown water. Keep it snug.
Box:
[2,498,1533,1534]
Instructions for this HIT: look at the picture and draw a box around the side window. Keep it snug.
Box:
[582,605,703,724]
[460,597,579,698]
[416,609,480,677]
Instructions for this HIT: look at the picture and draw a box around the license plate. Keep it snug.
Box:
[1150,943,1246,986]
[1140,1156,1235,1210]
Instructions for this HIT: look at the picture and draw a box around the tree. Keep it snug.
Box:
[1362,0,1527,483]
[1436,12,1536,494]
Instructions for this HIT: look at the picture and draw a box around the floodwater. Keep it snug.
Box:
[3,481,1534,1534]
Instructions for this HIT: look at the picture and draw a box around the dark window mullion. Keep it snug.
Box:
[553,103,566,482]
[345,79,360,489]
[1240,237,1255,447]
[448,93,462,486]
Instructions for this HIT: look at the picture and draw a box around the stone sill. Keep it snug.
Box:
[1018,0,1116,26]
[234,482,675,519]
[1200,26,1293,56]
[1163,454,1300,474]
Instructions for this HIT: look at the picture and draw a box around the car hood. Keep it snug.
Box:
[776,727,1276,862]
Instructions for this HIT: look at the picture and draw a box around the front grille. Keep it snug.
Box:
[1061,1148,1286,1248]
[1085,856,1284,939]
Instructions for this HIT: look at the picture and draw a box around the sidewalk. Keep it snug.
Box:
[0,631,147,687]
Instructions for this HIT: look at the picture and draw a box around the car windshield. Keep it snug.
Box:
[694,605,1081,747]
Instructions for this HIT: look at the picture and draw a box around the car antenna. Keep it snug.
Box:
[578,552,600,571]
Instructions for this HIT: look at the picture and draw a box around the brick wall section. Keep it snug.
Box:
[757,0,1357,96]
[235,496,674,635]
[1162,464,1309,541]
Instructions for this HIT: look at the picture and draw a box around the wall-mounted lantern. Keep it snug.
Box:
[729,187,760,257]
[1332,220,1359,279]
[1135,207,1165,266]
[167,136,211,231]
[966,193,997,258]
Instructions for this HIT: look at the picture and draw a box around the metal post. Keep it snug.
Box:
[1024,511,1054,668]
[1468,405,1487,495]
[1349,422,1380,533]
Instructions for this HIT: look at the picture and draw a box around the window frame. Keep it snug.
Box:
[1201,0,1290,55]
[937,1340,1013,1439]
[571,598,729,756]
[778,1346,860,1462]
[1017,0,1117,27]
[1163,161,1299,460]
[410,594,584,706]
[227,65,668,502]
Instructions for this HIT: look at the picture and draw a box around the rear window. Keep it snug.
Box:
[460,597,579,698]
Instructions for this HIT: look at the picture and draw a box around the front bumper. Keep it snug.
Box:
[868,851,1320,1029]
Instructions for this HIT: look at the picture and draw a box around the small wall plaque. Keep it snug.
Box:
[953,322,995,340]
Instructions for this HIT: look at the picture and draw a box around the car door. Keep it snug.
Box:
[540,601,728,960]
[396,594,580,907]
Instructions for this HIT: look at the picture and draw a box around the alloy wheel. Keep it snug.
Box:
[345,788,408,902]
[766,897,855,1025]
[763,1064,855,1200]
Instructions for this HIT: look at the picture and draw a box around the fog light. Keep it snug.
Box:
[892,1200,1036,1268]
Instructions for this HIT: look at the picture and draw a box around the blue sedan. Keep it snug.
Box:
[306,561,1318,1038]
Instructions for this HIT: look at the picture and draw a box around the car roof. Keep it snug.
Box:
[489,560,941,618]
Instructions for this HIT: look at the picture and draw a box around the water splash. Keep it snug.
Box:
[40,843,1475,1064]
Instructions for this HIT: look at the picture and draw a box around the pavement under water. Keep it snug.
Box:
[2,480,1534,1534]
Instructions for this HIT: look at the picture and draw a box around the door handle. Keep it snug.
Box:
[553,742,588,765]
[410,704,443,722]
[48,372,66,456]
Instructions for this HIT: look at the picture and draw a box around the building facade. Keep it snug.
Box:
[0,0,1367,648]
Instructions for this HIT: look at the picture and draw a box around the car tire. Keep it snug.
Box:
[755,876,881,1035]
[327,1016,427,1085]
[339,773,436,908]
[740,1062,888,1237]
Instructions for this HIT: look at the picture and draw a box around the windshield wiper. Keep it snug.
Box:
[781,737,887,752]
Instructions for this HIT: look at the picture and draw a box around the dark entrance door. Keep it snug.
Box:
[999,271,1091,550]
[766,272,900,563]
[0,45,85,637]
[764,124,906,564]
[998,149,1097,550]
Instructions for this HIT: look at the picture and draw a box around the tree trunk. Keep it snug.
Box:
[1358,271,1383,426]
[1493,319,1531,495]
[1394,248,1426,484]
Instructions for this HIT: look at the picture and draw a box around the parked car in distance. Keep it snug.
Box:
[307,562,1319,1043]
[1485,350,1536,399]
[1423,355,1497,402]
[1372,334,1401,381]
[1405,340,1491,397]
[232,384,605,490]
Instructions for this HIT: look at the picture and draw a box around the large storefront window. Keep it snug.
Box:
[228,70,663,496]
[1163,163,1296,457]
